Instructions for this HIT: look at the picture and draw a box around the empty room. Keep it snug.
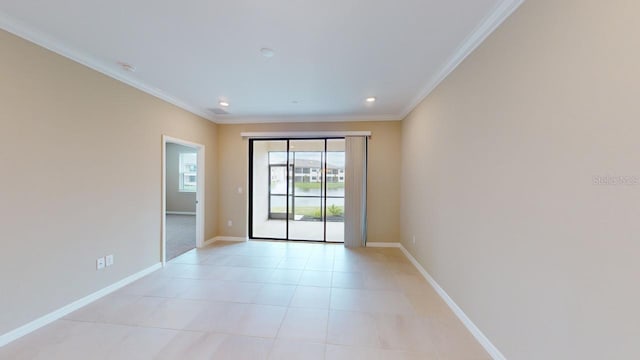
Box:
[0,0,638,359]
[164,140,202,261]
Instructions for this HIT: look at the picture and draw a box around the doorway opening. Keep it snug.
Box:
[249,138,345,242]
[162,136,205,264]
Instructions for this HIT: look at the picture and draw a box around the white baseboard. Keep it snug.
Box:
[165,211,196,215]
[214,236,247,242]
[0,262,162,348]
[398,245,506,360]
[366,242,401,248]
[201,237,217,247]
[200,236,248,247]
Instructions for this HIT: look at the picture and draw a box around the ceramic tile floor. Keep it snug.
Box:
[253,220,345,243]
[0,240,490,360]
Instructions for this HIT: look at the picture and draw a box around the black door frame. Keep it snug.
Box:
[248,137,344,242]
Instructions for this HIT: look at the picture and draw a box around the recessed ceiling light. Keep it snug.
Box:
[365,97,377,103]
[117,61,136,72]
[260,48,275,58]
[219,101,230,107]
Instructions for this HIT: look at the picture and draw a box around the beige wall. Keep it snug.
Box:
[217,122,401,243]
[400,0,640,359]
[165,143,197,213]
[0,30,218,335]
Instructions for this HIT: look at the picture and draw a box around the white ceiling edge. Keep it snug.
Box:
[398,0,526,119]
[0,10,216,122]
[0,0,524,125]
[214,114,401,125]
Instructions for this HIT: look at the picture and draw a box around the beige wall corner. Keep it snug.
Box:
[216,121,401,243]
[400,0,640,359]
[0,29,217,335]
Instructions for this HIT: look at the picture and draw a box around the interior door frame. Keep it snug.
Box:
[161,135,205,265]
[248,137,343,242]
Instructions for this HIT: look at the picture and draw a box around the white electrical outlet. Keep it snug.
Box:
[237,186,243,194]
[106,254,114,267]
[227,220,233,227]
[412,235,416,245]
[97,257,105,270]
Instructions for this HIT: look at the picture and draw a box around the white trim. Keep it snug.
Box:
[399,0,525,119]
[162,136,205,265]
[0,262,161,348]
[398,245,507,360]
[241,131,371,138]
[165,211,196,216]
[214,236,248,242]
[0,11,214,122]
[163,136,206,150]
[201,236,247,247]
[202,237,217,247]
[0,1,522,124]
[219,115,399,124]
[365,242,401,248]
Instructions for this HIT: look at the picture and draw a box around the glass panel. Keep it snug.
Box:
[288,139,325,241]
[252,140,287,239]
[326,139,345,242]
[178,152,197,192]
[270,166,287,194]
[250,138,345,243]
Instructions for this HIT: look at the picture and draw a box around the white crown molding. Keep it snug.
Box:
[0,11,215,122]
[0,262,162,348]
[240,131,371,138]
[0,0,523,125]
[399,0,525,119]
[0,12,399,125]
[215,114,402,124]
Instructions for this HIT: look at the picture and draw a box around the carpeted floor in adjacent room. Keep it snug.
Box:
[166,214,195,260]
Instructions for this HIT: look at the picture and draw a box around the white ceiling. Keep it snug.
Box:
[0,0,523,123]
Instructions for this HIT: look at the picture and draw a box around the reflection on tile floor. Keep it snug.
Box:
[0,241,490,360]
[253,220,345,242]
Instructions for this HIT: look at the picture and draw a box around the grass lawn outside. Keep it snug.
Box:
[294,182,344,190]
[272,205,344,217]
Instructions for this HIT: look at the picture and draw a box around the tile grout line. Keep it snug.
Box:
[324,256,338,358]
[267,252,307,358]
[5,243,469,358]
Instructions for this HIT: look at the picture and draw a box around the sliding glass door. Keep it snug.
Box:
[251,140,288,239]
[288,139,325,241]
[249,138,345,242]
[325,139,346,243]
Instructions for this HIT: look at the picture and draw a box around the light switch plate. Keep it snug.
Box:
[97,257,105,270]
[106,254,114,267]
